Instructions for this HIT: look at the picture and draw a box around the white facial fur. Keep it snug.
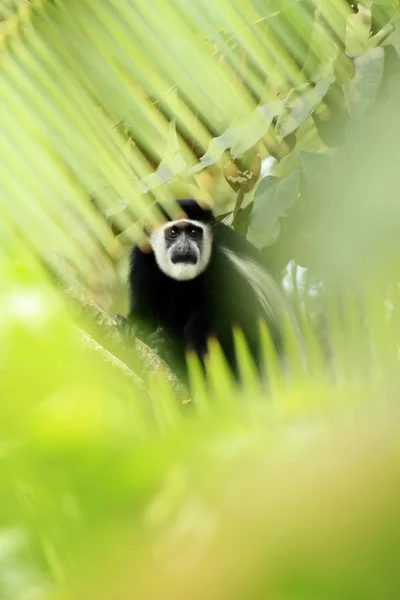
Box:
[150,219,213,281]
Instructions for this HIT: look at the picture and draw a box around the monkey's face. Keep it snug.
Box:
[150,219,212,281]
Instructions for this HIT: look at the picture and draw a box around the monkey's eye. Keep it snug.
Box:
[188,228,201,238]
[168,227,180,238]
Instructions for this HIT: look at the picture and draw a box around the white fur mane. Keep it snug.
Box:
[221,247,303,353]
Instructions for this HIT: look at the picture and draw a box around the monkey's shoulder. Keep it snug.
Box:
[212,222,266,266]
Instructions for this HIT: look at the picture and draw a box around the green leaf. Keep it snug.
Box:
[344,47,385,118]
[371,0,398,36]
[247,172,299,249]
[189,100,284,173]
[276,76,335,139]
[346,5,371,57]
[300,150,331,196]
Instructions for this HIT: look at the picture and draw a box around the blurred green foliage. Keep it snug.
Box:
[1,1,400,599]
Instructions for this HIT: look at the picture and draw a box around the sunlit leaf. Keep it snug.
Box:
[344,47,385,117]
[276,76,335,138]
[247,171,299,249]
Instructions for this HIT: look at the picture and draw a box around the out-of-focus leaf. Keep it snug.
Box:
[310,74,400,281]
[346,4,371,57]
[247,172,299,249]
[386,18,400,58]
[371,0,399,36]
[312,82,349,146]
[344,47,385,117]
[189,101,283,174]
[224,148,261,194]
[276,76,335,139]
[300,149,332,196]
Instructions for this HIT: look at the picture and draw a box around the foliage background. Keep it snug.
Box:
[1,0,400,598]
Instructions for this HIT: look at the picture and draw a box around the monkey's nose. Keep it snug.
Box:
[171,248,197,264]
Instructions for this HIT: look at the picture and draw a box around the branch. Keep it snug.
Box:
[77,326,145,389]
[65,281,189,399]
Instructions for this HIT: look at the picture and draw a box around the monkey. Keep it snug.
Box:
[115,199,299,384]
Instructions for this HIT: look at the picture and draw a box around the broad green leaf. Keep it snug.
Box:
[300,149,332,197]
[386,19,400,59]
[344,47,385,117]
[189,100,284,173]
[371,0,399,36]
[247,172,299,249]
[346,5,371,57]
[276,76,335,139]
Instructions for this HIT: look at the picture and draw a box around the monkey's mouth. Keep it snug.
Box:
[171,254,197,265]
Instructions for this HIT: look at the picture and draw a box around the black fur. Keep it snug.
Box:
[119,199,282,383]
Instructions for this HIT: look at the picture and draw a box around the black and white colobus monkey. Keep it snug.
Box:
[116,199,297,383]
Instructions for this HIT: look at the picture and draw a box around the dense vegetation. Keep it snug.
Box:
[1,1,400,598]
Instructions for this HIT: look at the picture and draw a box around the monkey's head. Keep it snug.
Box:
[149,199,215,281]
